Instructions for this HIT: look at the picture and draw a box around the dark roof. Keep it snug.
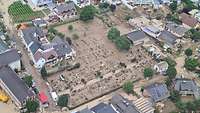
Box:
[91,103,117,113]
[126,30,148,43]
[0,38,8,53]
[52,36,72,57]
[165,22,188,36]
[76,108,93,113]
[145,83,170,102]
[54,2,76,14]
[180,13,198,27]
[110,94,139,113]
[29,42,41,55]
[158,30,177,46]
[175,78,197,92]
[0,67,35,104]
[0,49,20,67]
[21,27,45,45]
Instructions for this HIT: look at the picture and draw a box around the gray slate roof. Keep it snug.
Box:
[110,94,139,113]
[52,36,72,57]
[166,22,188,37]
[21,27,45,45]
[126,30,148,43]
[0,49,20,67]
[145,83,170,102]
[158,30,177,46]
[174,78,200,96]
[91,103,117,113]
[76,108,93,113]
[29,42,41,55]
[0,38,8,54]
[0,67,35,104]
[54,2,76,14]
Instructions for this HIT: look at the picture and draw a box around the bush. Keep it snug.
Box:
[72,34,79,40]
[143,68,154,78]
[123,81,133,94]
[184,58,199,71]
[23,76,33,88]
[185,48,193,56]
[99,3,109,9]
[57,94,68,107]
[107,27,120,41]
[68,25,73,31]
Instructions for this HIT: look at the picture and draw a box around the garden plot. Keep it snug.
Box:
[47,18,155,108]
[8,1,44,23]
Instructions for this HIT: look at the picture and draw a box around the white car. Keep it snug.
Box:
[51,92,58,102]
[59,75,65,81]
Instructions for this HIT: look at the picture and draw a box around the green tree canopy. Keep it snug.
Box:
[185,48,193,56]
[26,100,39,113]
[41,66,48,79]
[166,66,177,80]
[169,1,177,13]
[184,58,199,71]
[107,27,120,41]
[143,68,154,78]
[115,37,131,51]
[23,76,33,88]
[170,90,180,103]
[164,57,177,67]
[57,94,68,107]
[123,81,133,94]
[80,5,96,21]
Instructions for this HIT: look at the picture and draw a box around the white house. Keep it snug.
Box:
[30,0,53,7]
[72,0,90,8]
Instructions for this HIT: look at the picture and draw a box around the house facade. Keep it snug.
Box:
[30,0,53,7]
[72,0,90,8]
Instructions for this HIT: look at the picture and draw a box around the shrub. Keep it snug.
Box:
[68,25,73,31]
[185,48,193,56]
[123,81,133,94]
[57,94,68,107]
[143,68,154,78]
[184,58,199,71]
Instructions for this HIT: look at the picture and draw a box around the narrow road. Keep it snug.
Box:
[0,0,56,112]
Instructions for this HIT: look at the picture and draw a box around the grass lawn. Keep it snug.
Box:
[8,1,45,23]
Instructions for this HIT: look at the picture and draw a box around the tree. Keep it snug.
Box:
[48,27,58,34]
[99,3,109,9]
[165,77,173,87]
[166,66,177,80]
[26,100,39,113]
[68,25,73,31]
[163,57,177,67]
[123,81,133,94]
[41,66,48,79]
[184,58,199,71]
[143,68,154,78]
[185,48,193,56]
[107,27,120,41]
[57,94,68,107]
[169,1,177,13]
[115,37,131,51]
[110,4,116,12]
[170,90,180,102]
[23,76,33,88]
[80,5,96,21]
[175,101,187,112]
